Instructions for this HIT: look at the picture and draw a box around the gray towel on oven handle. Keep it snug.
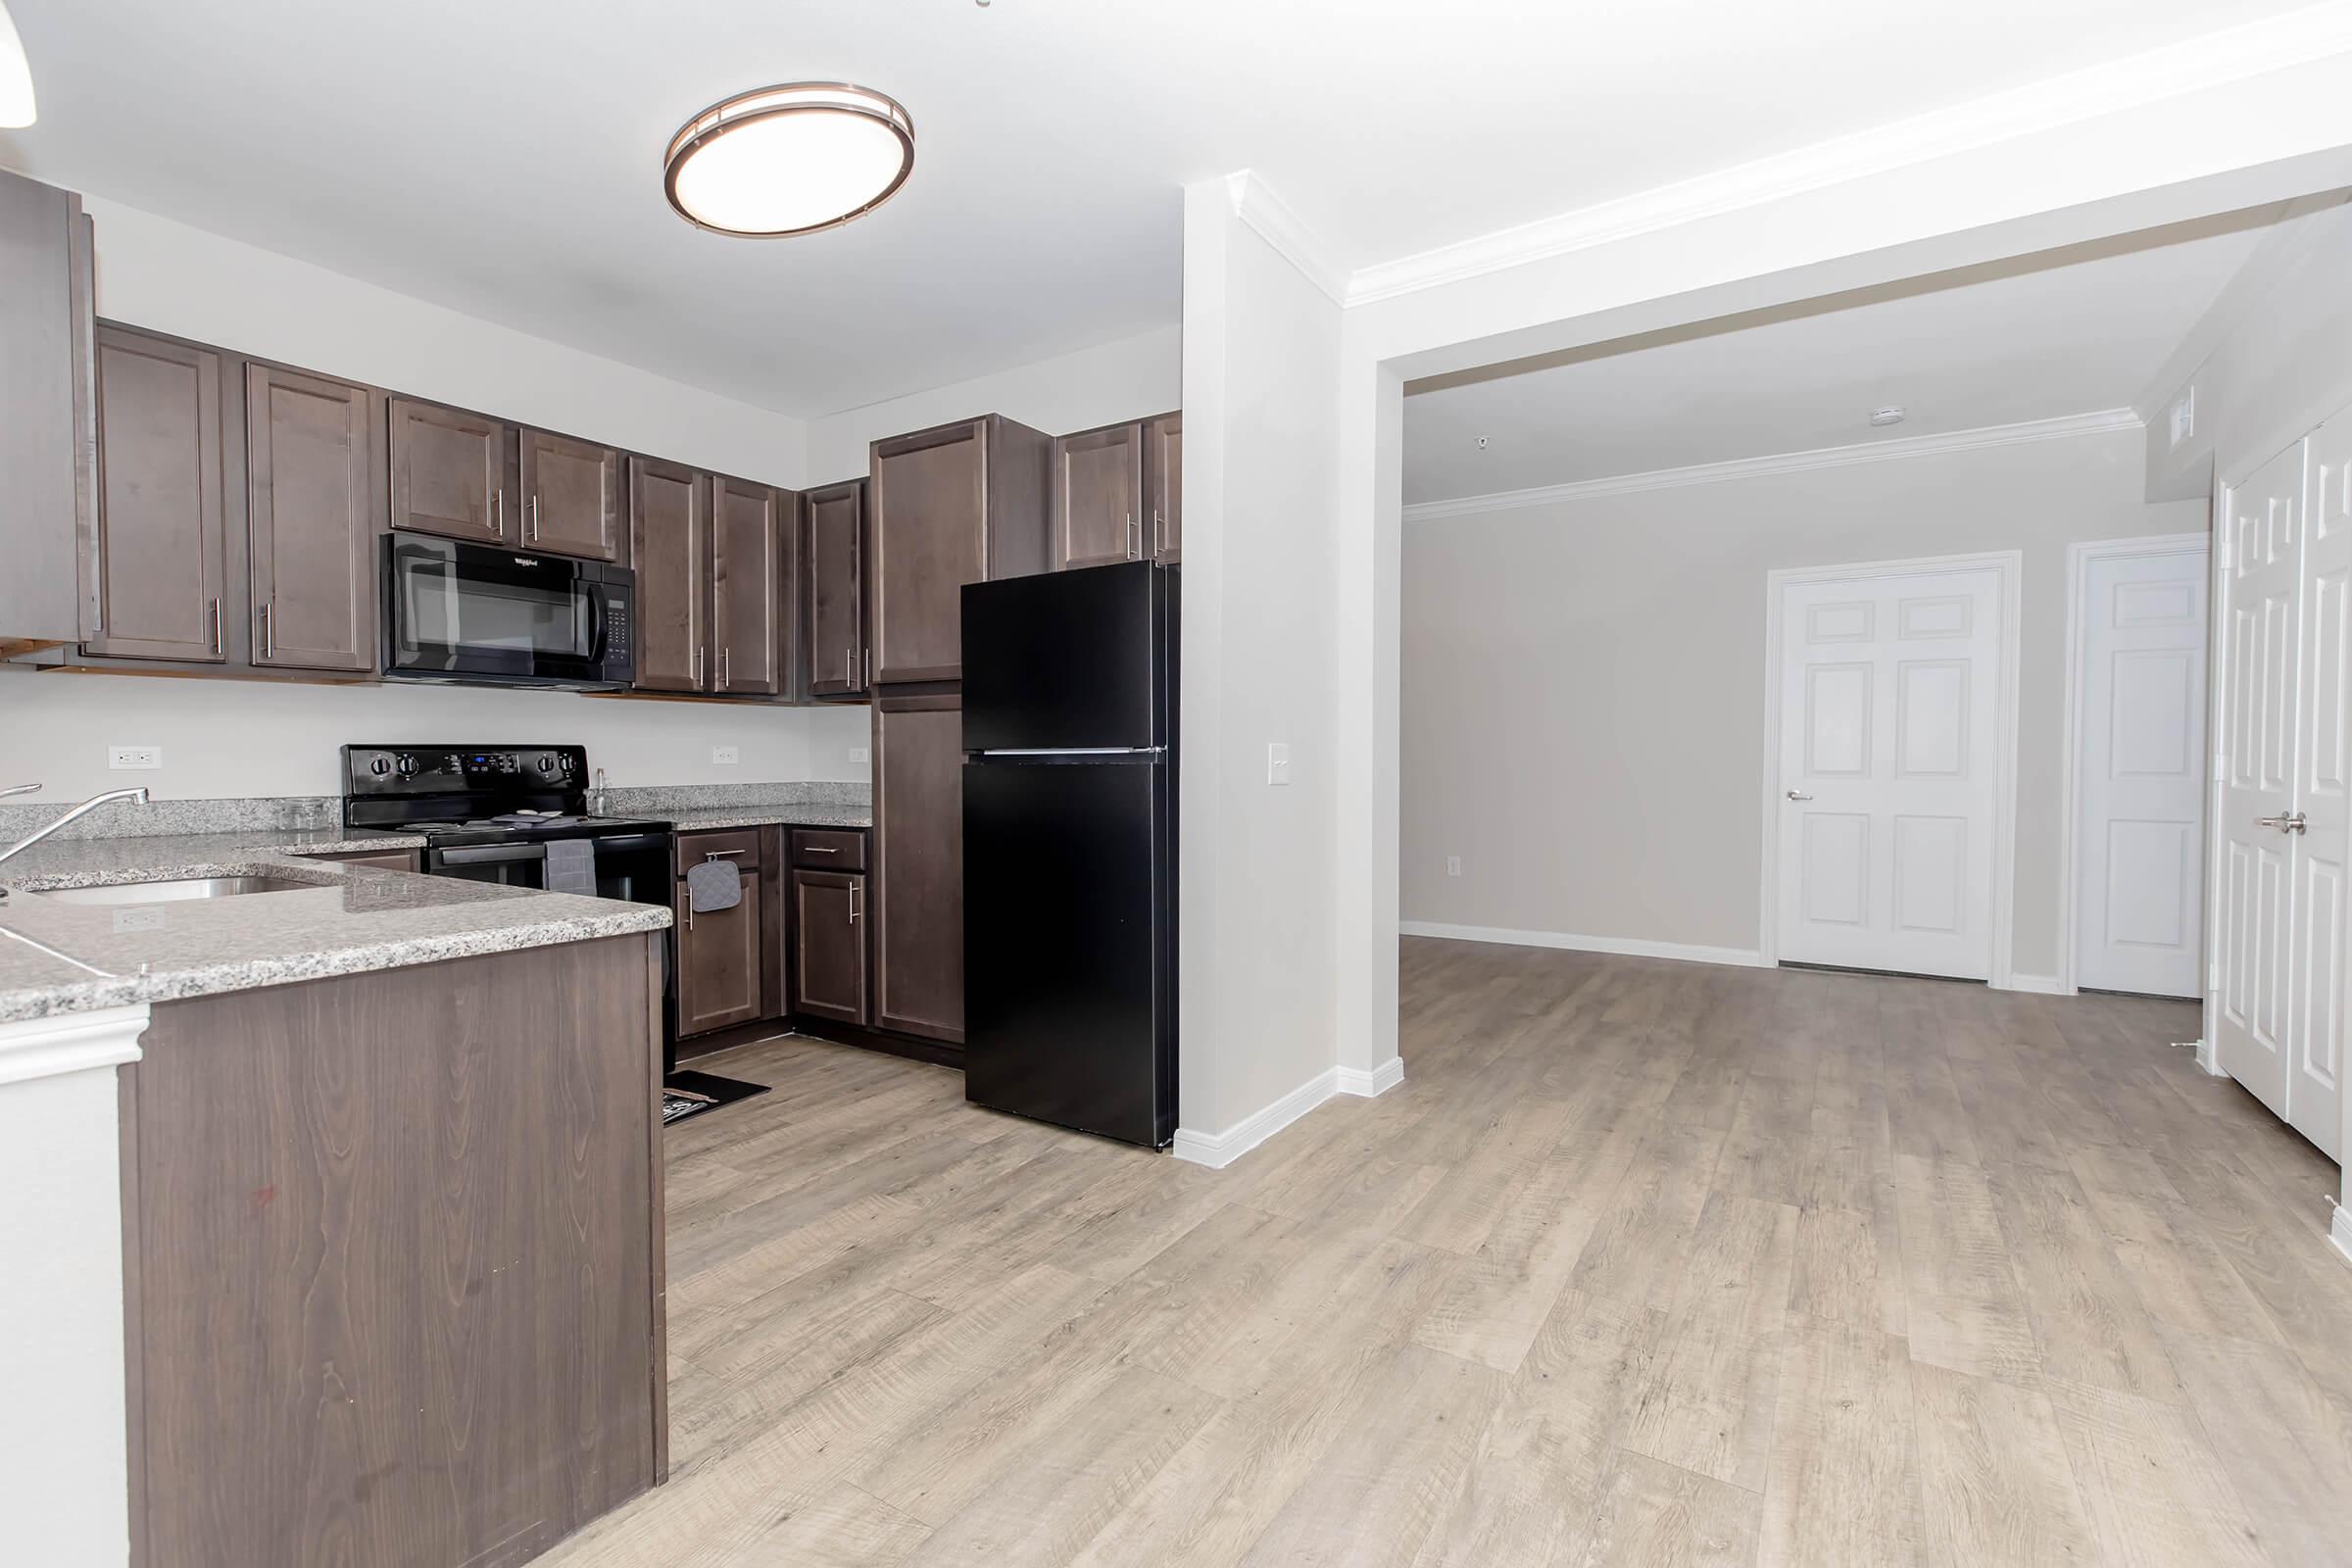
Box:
[544,837,599,897]
[686,857,742,913]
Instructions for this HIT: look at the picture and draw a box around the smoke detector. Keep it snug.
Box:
[1869,406,1906,428]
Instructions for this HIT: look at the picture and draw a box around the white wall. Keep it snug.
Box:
[1399,425,2204,979]
[1176,179,1345,1147]
[804,325,1181,485]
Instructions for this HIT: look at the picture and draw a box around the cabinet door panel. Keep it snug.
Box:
[806,479,866,697]
[1144,411,1182,564]
[871,422,985,684]
[247,365,377,672]
[0,170,88,645]
[521,428,621,561]
[874,693,964,1043]
[628,458,708,692]
[390,397,512,545]
[1054,422,1144,569]
[712,476,783,695]
[86,326,226,662]
[793,870,868,1025]
[675,870,762,1035]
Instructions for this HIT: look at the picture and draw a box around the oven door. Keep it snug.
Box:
[429,842,548,888]
[381,532,632,688]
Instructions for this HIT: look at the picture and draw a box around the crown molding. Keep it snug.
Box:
[1403,408,2143,522]
[1347,5,2352,307]
[1225,170,1348,307]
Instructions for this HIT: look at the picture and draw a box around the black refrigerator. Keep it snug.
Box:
[961,560,1177,1149]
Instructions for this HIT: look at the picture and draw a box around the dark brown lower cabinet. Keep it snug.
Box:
[874,689,965,1043]
[674,862,763,1036]
[122,936,664,1568]
[792,869,868,1024]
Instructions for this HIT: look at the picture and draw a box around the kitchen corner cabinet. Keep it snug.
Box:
[389,396,514,545]
[1144,411,1182,564]
[83,326,229,662]
[673,830,765,1035]
[0,168,92,648]
[804,478,868,698]
[873,690,965,1043]
[520,427,623,561]
[868,415,1052,684]
[629,464,798,700]
[1053,419,1145,569]
[628,457,710,692]
[245,364,380,672]
[712,475,791,696]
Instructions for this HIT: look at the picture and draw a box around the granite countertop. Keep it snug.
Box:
[0,828,669,1024]
[668,802,873,832]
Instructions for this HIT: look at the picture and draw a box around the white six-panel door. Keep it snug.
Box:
[1775,564,2003,980]
[2074,544,2209,999]
[2289,414,2351,1159]
[2216,442,2304,1128]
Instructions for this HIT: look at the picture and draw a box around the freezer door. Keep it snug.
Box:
[961,561,1163,753]
[964,754,1172,1147]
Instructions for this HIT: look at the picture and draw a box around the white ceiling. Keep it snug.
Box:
[0,0,2322,417]
[1401,211,2286,505]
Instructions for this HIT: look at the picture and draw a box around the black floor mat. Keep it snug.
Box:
[661,1069,770,1127]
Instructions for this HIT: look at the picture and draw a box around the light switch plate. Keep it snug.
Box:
[1267,743,1292,786]
[109,745,162,770]
[1447,856,1462,877]
[711,745,739,765]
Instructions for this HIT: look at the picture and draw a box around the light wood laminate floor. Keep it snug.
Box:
[540,940,2352,1568]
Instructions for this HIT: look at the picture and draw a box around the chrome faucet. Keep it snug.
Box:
[0,786,152,868]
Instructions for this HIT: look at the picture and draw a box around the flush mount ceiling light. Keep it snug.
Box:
[662,81,913,237]
[1869,406,1907,427]
[0,1,36,128]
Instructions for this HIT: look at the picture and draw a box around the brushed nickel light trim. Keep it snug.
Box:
[662,81,915,238]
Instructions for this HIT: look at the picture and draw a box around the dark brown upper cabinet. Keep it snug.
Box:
[1053,420,1146,569]
[868,415,1051,685]
[804,478,866,699]
[246,365,381,673]
[0,169,92,648]
[389,397,514,546]
[520,428,623,562]
[83,326,228,662]
[628,457,709,693]
[1144,411,1182,564]
[791,868,868,1026]
[711,476,789,697]
[872,689,965,1044]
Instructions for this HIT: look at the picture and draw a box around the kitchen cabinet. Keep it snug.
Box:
[245,364,380,672]
[805,478,867,698]
[628,457,710,692]
[520,427,623,561]
[0,168,92,649]
[83,326,228,662]
[712,475,791,696]
[389,396,514,545]
[792,869,868,1024]
[1053,419,1145,569]
[873,690,965,1043]
[674,830,765,1035]
[868,415,1051,684]
[1144,411,1182,564]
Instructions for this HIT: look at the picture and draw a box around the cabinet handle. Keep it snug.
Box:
[207,597,221,657]
[1126,513,1139,561]
[692,646,702,687]
[863,646,870,687]
[806,845,839,854]
[684,902,693,931]
[844,648,852,688]
[528,493,540,544]
[257,602,274,661]
[494,489,505,539]
[704,849,745,860]
[849,883,860,924]
[718,647,730,688]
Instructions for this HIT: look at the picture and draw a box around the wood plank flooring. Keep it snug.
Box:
[538,939,2352,1568]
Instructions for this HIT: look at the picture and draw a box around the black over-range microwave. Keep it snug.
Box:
[380,531,635,689]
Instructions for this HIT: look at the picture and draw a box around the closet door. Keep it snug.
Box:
[2290,414,2352,1160]
[2215,442,2305,1127]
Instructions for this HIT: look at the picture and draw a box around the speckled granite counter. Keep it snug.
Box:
[0,829,669,1023]
[605,782,871,833]
[667,802,873,831]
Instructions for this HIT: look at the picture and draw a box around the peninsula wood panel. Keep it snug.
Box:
[628,457,709,692]
[520,427,623,561]
[874,689,965,1043]
[83,325,227,662]
[123,936,662,1568]
[245,363,379,672]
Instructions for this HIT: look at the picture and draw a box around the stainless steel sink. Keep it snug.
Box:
[34,875,318,906]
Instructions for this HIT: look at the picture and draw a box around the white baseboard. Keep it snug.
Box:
[1336,1056,1404,1098]
[1171,1067,1339,1170]
[1999,973,2069,996]
[2190,1038,2226,1077]
[1397,920,1768,970]
[2332,1204,2352,1268]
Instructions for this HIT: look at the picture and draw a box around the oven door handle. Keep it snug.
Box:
[434,843,550,866]
[586,833,669,854]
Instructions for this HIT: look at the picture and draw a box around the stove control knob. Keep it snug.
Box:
[537,754,560,774]
[368,757,392,776]
[394,754,416,777]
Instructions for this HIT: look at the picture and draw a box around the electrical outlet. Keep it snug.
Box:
[849,747,870,770]
[1267,743,1292,786]
[1446,856,1462,877]
[710,745,739,765]
[2170,387,2195,449]
[109,745,162,770]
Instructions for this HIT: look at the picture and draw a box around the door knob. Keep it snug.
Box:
[1787,790,1814,801]
[2257,811,2309,834]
